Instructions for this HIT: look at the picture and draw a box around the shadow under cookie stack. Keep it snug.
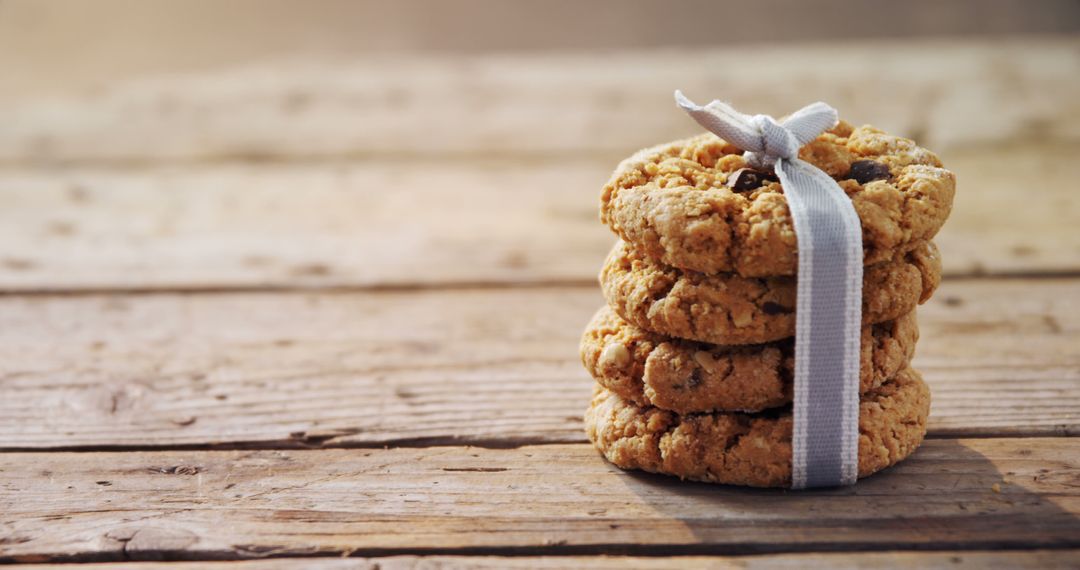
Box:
[581,120,956,488]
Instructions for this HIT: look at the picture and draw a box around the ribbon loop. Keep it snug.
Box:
[674,91,864,489]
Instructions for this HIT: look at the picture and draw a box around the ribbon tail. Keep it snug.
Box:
[777,158,864,489]
[670,93,864,489]
[674,90,765,152]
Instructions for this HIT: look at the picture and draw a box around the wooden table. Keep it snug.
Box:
[1,38,1078,568]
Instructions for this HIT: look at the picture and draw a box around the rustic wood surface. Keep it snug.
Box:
[0,278,1076,451]
[1,144,1078,291]
[1,33,1079,567]
[2,439,1078,562]
[2,39,1079,291]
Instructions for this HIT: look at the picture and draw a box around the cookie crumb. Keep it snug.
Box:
[693,351,719,373]
[731,306,754,328]
[991,483,1001,494]
[599,343,630,369]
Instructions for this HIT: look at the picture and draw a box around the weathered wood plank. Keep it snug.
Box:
[0,286,600,449]
[0,160,609,291]
[1,39,1076,163]
[1,439,1077,562]
[1,144,1077,291]
[934,144,1080,278]
[0,279,1076,450]
[915,278,1080,437]
[13,550,1080,569]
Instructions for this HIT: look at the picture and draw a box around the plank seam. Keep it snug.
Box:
[2,271,1080,297]
[7,540,1080,564]
[0,430,1075,454]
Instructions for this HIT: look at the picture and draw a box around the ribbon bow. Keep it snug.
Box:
[675,91,838,169]
[675,91,864,489]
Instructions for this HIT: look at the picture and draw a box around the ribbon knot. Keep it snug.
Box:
[673,91,864,490]
[674,90,838,170]
[749,114,800,168]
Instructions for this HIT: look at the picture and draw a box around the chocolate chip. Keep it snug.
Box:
[726,168,777,192]
[687,368,703,388]
[762,301,791,315]
[848,160,891,184]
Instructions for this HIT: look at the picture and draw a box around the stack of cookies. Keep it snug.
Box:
[581,120,955,488]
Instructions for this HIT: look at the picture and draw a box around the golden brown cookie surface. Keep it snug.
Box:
[600,125,955,277]
[600,239,941,345]
[584,366,930,488]
[580,306,918,413]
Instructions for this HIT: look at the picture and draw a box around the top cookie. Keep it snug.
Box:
[600,123,955,277]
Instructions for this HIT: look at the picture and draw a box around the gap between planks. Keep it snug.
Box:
[1,272,1079,298]
[0,431,1075,455]
[6,550,1080,569]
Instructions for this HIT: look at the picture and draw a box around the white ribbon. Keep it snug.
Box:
[675,91,864,488]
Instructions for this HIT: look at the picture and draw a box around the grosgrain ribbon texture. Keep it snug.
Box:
[674,91,864,489]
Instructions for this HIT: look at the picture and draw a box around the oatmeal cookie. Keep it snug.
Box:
[581,306,917,413]
[584,365,930,488]
[600,239,940,345]
[600,125,955,277]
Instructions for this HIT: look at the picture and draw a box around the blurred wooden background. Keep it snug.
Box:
[1,1,1078,567]
[3,0,1078,105]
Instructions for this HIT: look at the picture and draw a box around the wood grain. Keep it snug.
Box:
[914,277,1080,437]
[2,144,1077,291]
[0,278,1075,450]
[0,39,1076,163]
[12,550,1080,569]
[0,159,610,291]
[1,439,1077,562]
[0,28,1076,567]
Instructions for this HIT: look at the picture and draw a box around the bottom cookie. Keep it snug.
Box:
[585,366,930,488]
